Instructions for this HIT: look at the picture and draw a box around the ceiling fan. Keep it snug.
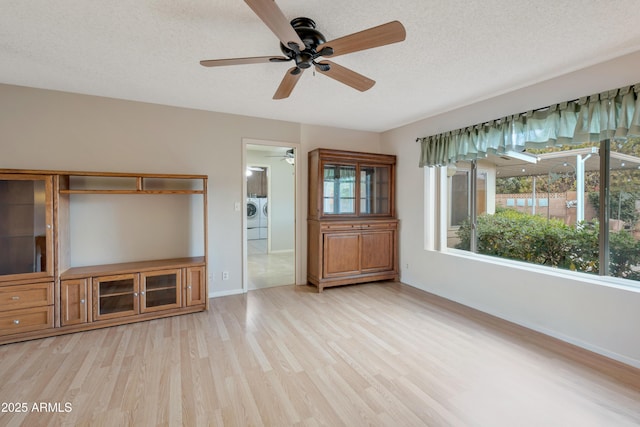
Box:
[266,148,295,164]
[200,0,406,100]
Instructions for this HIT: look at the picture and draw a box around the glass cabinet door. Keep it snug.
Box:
[140,269,181,313]
[359,165,391,215]
[93,274,139,320]
[323,164,356,215]
[0,174,53,280]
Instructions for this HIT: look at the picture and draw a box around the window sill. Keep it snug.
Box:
[442,247,640,293]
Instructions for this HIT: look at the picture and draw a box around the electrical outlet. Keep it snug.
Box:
[222,271,229,280]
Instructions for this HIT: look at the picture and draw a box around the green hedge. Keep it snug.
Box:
[456,209,640,280]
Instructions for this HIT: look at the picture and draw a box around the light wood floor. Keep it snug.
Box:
[1,282,639,426]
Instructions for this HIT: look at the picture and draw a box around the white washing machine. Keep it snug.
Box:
[247,198,260,240]
[258,197,268,239]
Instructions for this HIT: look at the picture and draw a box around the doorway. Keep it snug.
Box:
[244,142,296,290]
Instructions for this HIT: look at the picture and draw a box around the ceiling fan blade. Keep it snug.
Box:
[321,21,406,58]
[244,0,305,51]
[273,67,304,100]
[315,61,375,92]
[200,56,288,67]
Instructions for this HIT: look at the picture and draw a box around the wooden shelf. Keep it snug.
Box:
[100,291,134,298]
[146,286,177,292]
[0,169,206,180]
[61,257,206,280]
[60,189,205,195]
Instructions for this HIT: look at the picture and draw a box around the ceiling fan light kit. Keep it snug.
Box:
[200,0,406,99]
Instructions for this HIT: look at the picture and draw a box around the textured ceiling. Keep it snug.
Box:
[2,1,640,132]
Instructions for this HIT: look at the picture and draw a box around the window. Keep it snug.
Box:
[442,138,640,284]
[447,165,487,248]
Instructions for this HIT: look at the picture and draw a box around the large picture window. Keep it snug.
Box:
[444,138,640,284]
[421,83,639,284]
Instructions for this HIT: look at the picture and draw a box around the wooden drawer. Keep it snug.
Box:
[0,306,54,336]
[360,222,397,230]
[321,223,361,231]
[0,282,54,312]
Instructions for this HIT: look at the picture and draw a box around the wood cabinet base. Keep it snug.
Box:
[0,305,204,345]
[307,219,399,292]
[308,271,399,293]
[0,258,206,345]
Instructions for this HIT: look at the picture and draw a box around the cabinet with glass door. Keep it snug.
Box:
[93,274,140,321]
[0,173,55,338]
[0,174,54,282]
[312,152,394,219]
[307,149,398,291]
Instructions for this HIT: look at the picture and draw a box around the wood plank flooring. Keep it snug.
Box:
[1,282,639,426]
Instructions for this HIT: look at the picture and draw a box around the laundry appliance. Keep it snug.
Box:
[247,197,260,240]
[258,197,268,239]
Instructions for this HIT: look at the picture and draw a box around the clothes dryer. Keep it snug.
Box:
[247,197,260,240]
[258,198,268,239]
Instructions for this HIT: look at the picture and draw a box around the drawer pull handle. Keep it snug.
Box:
[11,296,20,300]
[13,320,20,325]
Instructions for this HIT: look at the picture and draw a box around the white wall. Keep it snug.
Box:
[382,50,640,368]
[0,84,382,297]
[0,83,301,294]
[69,194,203,266]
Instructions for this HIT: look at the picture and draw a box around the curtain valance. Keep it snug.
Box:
[417,83,640,167]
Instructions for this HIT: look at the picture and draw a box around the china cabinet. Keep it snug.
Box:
[307,149,398,292]
[0,168,208,344]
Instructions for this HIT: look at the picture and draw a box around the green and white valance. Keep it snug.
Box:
[417,83,640,167]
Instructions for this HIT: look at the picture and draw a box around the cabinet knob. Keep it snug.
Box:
[187,285,192,289]
[46,224,52,229]
[13,320,20,325]
[11,296,20,300]
[133,292,138,297]
[140,291,145,296]
[80,299,85,304]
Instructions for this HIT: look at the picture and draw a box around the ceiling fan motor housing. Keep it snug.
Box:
[280,17,329,69]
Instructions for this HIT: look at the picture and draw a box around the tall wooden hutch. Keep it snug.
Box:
[307,149,398,292]
[0,169,207,345]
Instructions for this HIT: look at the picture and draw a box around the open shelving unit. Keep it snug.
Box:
[0,168,208,344]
